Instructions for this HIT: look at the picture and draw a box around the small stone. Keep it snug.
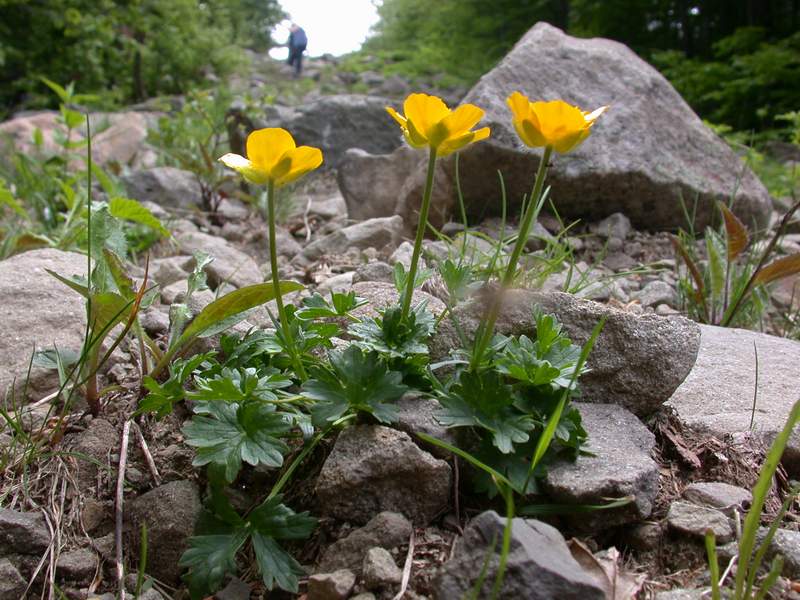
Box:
[362,547,402,589]
[392,394,461,459]
[352,261,395,284]
[318,511,413,574]
[389,241,416,269]
[623,522,664,551]
[634,280,676,308]
[434,511,605,599]
[654,590,705,600]
[0,508,51,555]
[656,304,680,316]
[606,237,624,252]
[215,576,251,600]
[315,425,452,525]
[758,526,800,579]
[350,594,377,600]
[128,480,202,585]
[591,213,632,240]
[666,501,733,543]
[307,569,356,600]
[56,548,98,582]
[683,482,752,515]
[0,558,26,600]
[139,308,170,336]
[317,272,355,294]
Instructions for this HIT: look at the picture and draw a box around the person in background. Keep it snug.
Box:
[287,23,307,78]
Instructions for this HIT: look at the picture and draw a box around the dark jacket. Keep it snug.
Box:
[289,28,307,51]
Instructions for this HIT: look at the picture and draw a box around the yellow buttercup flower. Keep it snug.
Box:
[507,92,607,154]
[386,93,490,156]
[219,128,323,186]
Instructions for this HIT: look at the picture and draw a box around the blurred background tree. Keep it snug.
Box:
[363,0,800,132]
[0,0,284,117]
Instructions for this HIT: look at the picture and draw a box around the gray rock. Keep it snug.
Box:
[317,272,355,295]
[434,511,605,600]
[666,501,733,543]
[590,213,632,240]
[0,508,50,554]
[352,261,395,284]
[623,522,664,551]
[350,594,377,600]
[432,289,700,416]
[65,418,118,491]
[389,241,416,269]
[362,547,402,589]
[149,256,192,287]
[544,403,659,527]
[665,325,800,475]
[122,167,202,212]
[338,146,421,221]
[177,231,263,289]
[56,548,98,582]
[0,249,89,402]
[348,282,447,322]
[683,482,752,515]
[449,23,770,231]
[634,280,676,308]
[315,425,452,525]
[139,308,170,336]
[293,216,405,268]
[395,152,458,235]
[269,95,403,168]
[307,569,356,600]
[215,577,251,600]
[759,527,800,579]
[318,511,412,574]
[127,480,202,585]
[0,558,26,600]
[393,394,462,459]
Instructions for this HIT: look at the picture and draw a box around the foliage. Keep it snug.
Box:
[704,400,800,599]
[0,0,284,115]
[181,488,316,598]
[673,200,800,327]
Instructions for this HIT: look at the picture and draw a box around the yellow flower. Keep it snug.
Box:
[219,128,322,186]
[507,92,607,154]
[386,93,490,156]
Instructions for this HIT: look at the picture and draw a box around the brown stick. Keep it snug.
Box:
[133,422,161,486]
[392,530,415,600]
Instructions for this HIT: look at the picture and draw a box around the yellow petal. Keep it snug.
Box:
[437,126,491,157]
[530,100,586,142]
[218,153,271,185]
[551,129,588,154]
[403,93,450,139]
[275,146,323,186]
[440,103,484,137]
[405,118,429,148]
[506,91,532,121]
[518,119,547,148]
[246,128,296,172]
[386,106,407,128]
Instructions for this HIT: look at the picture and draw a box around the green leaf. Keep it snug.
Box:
[303,346,407,426]
[180,531,248,600]
[295,291,368,320]
[349,303,434,358]
[0,183,28,219]
[187,368,292,404]
[706,229,725,306]
[102,248,136,299]
[137,352,215,419]
[40,77,69,103]
[61,107,86,130]
[177,281,303,349]
[183,402,291,483]
[252,533,307,593]
[109,197,170,237]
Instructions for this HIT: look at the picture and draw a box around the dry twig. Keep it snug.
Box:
[115,420,132,599]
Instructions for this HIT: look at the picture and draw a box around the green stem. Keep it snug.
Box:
[489,483,515,600]
[400,147,438,321]
[268,414,355,499]
[267,180,307,381]
[470,145,553,369]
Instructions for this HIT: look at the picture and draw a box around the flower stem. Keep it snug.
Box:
[470,145,553,370]
[400,146,438,321]
[267,180,307,381]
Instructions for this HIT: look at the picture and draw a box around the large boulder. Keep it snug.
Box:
[122,167,203,213]
[431,289,700,416]
[428,22,771,231]
[265,95,403,168]
[0,249,88,402]
[665,325,800,475]
[0,110,159,170]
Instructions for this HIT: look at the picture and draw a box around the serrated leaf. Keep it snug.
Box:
[249,495,318,540]
[188,368,291,404]
[252,533,306,593]
[754,253,800,285]
[719,202,749,260]
[706,229,725,304]
[103,248,136,299]
[180,531,248,600]
[183,402,291,482]
[177,281,303,348]
[109,197,170,237]
[303,346,407,426]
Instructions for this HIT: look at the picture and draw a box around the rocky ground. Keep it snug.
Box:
[1,22,800,600]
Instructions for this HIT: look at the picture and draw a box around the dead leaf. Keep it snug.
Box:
[568,539,646,600]
[754,253,800,285]
[719,202,749,261]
